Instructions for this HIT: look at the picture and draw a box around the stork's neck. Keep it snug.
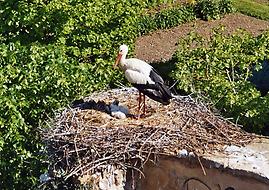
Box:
[120,53,127,69]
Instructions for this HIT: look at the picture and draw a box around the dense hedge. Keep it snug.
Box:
[171,30,269,133]
[0,0,234,189]
[232,0,269,21]
[195,0,234,20]
[138,0,233,34]
[138,6,196,35]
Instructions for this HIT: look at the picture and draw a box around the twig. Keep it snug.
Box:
[197,155,207,176]
[204,117,231,142]
[74,136,81,165]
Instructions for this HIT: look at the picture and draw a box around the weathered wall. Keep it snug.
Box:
[126,157,269,190]
[78,138,269,190]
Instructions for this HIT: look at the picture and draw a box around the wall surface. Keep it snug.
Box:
[128,156,269,190]
[204,138,269,181]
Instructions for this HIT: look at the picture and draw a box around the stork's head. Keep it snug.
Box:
[114,44,128,69]
[119,44,128,54]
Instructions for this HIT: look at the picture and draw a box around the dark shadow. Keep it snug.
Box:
[71,99,110,113]
[225,187,235,190]
[70,99,135,118]
[261,124,269,136]
[248,59,269,97]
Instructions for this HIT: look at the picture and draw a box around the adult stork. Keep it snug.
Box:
[113,44,173,117]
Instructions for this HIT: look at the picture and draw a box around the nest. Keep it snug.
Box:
[42,88,254,182]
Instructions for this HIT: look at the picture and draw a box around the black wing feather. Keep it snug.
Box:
[149,68,164,83]
[132,74,172,105]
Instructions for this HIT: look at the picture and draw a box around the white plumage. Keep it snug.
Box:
[114,44,172,118]
[110,100,129,119]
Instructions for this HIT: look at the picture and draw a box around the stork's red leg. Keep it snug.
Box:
[134,92,146,119]
[143,94,146,115]
[138,92,141,116]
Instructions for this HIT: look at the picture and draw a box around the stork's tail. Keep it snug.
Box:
[159,83,172,98]
[155,82,173,105]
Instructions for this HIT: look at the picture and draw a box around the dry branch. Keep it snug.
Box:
[42,88,253,182]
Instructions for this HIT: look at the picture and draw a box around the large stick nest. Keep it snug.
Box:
[42,88,253,181]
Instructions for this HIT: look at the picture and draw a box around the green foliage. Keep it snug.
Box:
[171,30,269,133]
[138,6,196,35]
[0,0,235,188]
[0,42,114,189]
[138,0,233,35]
[232,0,269,20]
[195,0,234,20]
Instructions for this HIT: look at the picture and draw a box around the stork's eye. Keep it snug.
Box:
[120,50,123,52]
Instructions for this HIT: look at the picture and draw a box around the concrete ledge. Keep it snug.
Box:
[126,139,269,190]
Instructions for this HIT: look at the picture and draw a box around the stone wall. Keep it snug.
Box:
[126,156,269,190]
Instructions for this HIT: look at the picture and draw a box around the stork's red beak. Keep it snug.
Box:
[113,53,122,69]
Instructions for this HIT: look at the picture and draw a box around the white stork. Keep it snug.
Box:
[113,44,173,117]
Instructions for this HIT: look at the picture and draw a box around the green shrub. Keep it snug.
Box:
[195,0,234,20]
[232,0,269,20]
[137,0,233,35]
[171,30,269,133]
[0,42,113,189]
[138,6,196,35]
